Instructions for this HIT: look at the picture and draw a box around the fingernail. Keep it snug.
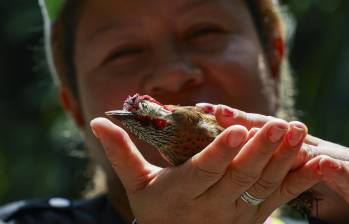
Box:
[248,128,260,138]
[223,107,235,117]
[287,126,305,147]
[322,163,340,178]
[329,161,340,170]
[228,131,246,148]
[268,126,288,143]
[196,103,214,113]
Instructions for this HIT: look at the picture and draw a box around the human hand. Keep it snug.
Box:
[197,103,349,222]
[297,135,349,206]
[308,149,349,223]
[90,117,319,224]
[316,152,349,204]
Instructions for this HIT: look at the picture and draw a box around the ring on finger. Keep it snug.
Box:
[240,191,266,206]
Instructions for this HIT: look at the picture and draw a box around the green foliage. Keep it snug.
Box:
[288,0,349,146]
[0,1,88,203]
[43,0,65,21]
[0,152,9,199]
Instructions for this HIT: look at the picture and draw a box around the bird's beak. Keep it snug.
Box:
[105,110,134,121]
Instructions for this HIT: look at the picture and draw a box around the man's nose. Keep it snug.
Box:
[143,60,204,95]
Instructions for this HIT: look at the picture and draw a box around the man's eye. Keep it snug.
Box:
[187,25,224,40]
[104,47,143,64]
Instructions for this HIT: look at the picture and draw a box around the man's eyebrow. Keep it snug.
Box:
[176,0,219,15]
[87,21,142,44]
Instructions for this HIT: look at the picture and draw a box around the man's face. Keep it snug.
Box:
[72,0,277,167]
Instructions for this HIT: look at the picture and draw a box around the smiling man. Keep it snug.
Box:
[1,0,349,223]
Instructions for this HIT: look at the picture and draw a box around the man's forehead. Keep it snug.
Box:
[40,0,240,23]
[78,0,241,46]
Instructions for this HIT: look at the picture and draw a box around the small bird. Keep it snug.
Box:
[105,94,224,166]
[105,93,326,214]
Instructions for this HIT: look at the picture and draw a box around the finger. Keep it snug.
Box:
[207,120,289,201]
[90,117,156,193]
[261,156,321,214]
[196,103,275,130]
[230,119,289,187]
[196,103,319,148]
[184,125,248,198]
[244,122,307,203]
[195,102,215,114]
[215,104,315,147]
[247,128,260,141]
[319,157,349,203]
[214,104,274,129]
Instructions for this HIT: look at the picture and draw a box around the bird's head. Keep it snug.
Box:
[105,94,222,166]
[105,94,175,130]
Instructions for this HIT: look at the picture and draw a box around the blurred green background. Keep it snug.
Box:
[0,1,348,204]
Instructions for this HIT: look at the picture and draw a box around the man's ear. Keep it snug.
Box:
[59,86,85,128]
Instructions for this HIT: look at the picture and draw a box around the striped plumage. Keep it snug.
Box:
[106,94,223,165]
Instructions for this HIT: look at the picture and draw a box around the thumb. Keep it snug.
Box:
[90,117,156,193]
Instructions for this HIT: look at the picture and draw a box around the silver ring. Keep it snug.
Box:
[240,191,265,206]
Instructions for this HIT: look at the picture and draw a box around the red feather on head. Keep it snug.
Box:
[123,94,175,112]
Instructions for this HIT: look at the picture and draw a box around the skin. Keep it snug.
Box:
[198,104,349,223]
[57,0,348,223]
[73,0,275,172]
